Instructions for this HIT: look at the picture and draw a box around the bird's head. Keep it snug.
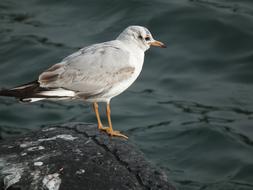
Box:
[116,25,166,51]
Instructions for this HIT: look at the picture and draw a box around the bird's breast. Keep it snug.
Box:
[101,51,145,100]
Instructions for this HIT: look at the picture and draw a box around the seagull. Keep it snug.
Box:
[0,25,166,139]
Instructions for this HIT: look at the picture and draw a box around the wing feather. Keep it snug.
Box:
[38,41,134,96]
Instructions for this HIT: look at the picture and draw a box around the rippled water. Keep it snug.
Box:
[1,0,253,189]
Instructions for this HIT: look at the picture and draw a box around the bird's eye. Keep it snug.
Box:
[138,35,143,39]
[145,36,151,41]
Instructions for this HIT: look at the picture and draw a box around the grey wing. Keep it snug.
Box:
[38,42,135,96]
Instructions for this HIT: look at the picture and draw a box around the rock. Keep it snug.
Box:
[0,123,176,190]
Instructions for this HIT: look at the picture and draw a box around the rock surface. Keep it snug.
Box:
[0,123,176,190]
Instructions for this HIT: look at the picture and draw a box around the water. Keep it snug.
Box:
[1,0,253,189]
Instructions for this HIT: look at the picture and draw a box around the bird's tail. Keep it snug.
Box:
[0,81,75,102]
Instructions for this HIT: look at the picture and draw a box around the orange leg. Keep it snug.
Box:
[93,102,107,130]
[105,102,128,139]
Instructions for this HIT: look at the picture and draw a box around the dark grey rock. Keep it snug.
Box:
[0,123,176,190]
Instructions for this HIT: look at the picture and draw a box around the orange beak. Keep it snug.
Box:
[149,40,167,48]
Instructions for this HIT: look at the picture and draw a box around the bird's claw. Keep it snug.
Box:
[98,125,128,139]
[98,125,108,131]
[100,127,128,139]
[106,129,128,139]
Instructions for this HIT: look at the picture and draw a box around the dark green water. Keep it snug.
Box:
[1,0,253,189]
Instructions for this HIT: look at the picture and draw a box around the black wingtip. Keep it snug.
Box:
[0,81,39,98]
